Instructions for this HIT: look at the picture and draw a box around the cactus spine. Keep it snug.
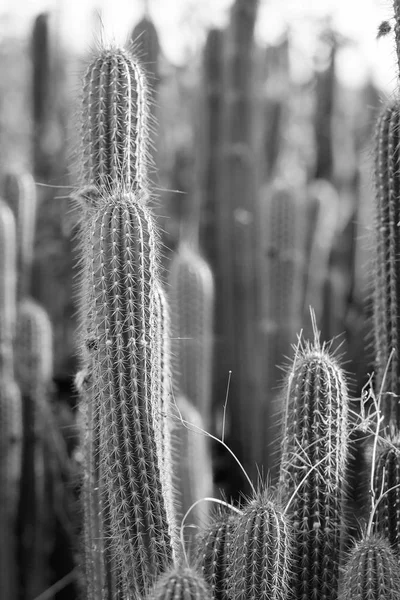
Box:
[372,100,400,427]
[0,199,22,600]
[279,333,349,600]
[147,566,211,600]
[228,491,292,600]
[338,534,400,600]
[78,46,176,599]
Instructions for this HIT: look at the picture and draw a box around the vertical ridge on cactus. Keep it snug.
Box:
[227,490,292,600]
[372,100,400,427]
[81,47,151,191]
[279,333,349,600]
[338,534,400,600]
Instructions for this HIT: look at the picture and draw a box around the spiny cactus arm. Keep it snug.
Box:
[2,170,37,299]
[78,189,176,597]
[279,337,350,600]
[373,101,400,425]
[339,534,400,600]
[372,436,400,550]
[196,510,239,600]
[82,47,151,191]
[228,491,292,600]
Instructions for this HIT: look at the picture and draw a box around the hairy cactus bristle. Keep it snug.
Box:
[81,46,151,191]
[196,509,238,600]
[147,565,211,600]
[169,241,214,425]
[279,335,350,600]
[228,490,292,600]
[2,170,37,299]
[371,435,400,551]
[339,534,400,600]
[372,100,400,427]
[77,186,176,598]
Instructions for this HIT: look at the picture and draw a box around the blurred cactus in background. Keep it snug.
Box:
[2,0,400,596]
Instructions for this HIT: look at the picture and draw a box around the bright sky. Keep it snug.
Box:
[1,0,398,92]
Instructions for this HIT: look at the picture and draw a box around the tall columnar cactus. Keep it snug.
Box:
[2,169,37,299]
[372,99,400,427]
[169,241,214,425]
[371,436,400,551]
[78,46,177,599]
[200,28,224,270]
[227,491,292,600]
[31,12,52,180]
[81,47,150,191]
[212,0,260,491]
[197,510,238,600]
[14,298,53,599]
[146,565,211,600]
[171,395,214,530]
[0,199,22,600]
[338,534,400,600]
[279,334,350,600]
[131,14,160,90]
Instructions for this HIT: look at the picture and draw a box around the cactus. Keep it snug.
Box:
[338,534,400,600]
[0,199,22,600]
[279,332,350,600]
[81,46,151,192]
[14,298,53,599]
[196,510,239,600]
[371,435,400,552]
[171,396,214,531]
[372,99,400,427]
[147,565,211,600]
[77,45,177,598]
[227,490,292,600]
[2,169,37,299]
[131,14,160,90]
[169,242,214,425]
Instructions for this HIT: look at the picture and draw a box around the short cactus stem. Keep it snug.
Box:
[77,187,176,598]
[279,332,350,600]
[371,435,400,551]
[338,534,400,600]
[227,490,292,600]
[196,509,239,600]
[146,565,211,600]
[81,47,150,191]
[0,199,17,372]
